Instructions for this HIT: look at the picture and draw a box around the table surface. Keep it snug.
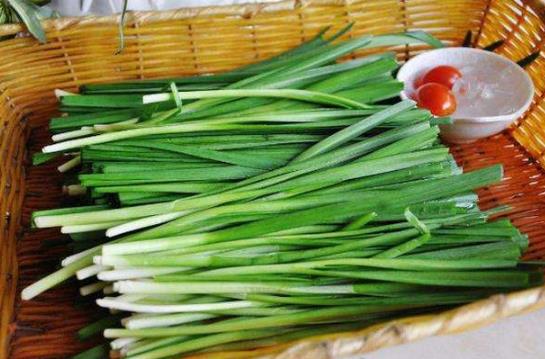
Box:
[363,308,545,359]
[45,2,545,358]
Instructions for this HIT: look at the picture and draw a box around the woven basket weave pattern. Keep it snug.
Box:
[2,0,545,358]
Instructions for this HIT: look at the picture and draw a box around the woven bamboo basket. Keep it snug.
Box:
[2,0,545,358]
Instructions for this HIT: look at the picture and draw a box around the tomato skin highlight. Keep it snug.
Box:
[416,83,457,117]
[421,65,462,89]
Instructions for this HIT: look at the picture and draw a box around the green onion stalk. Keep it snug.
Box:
[21,28,543,359]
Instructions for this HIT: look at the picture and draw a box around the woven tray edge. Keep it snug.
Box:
[187,285,545,358]
[1,1,545,358]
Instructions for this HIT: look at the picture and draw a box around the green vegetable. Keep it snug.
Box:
[5,0,48,43]
[20,28,543,359]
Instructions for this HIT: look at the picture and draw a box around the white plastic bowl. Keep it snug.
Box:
[397,47,534,143]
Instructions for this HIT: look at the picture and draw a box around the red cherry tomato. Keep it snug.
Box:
[421,65,462,89]
[413,76,424,90]
[416,83,457,117]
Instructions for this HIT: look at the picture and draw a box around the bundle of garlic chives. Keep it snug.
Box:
[22,28,543,359]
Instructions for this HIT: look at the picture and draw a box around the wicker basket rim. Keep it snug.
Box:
[198,285,545,358]
[0,0,298,37]
[2,1,545,358]
[0,0,543,37]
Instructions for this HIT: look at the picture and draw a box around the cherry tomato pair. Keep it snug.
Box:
[413,65,461,117]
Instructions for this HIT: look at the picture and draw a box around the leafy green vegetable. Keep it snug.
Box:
[19,28,543,359]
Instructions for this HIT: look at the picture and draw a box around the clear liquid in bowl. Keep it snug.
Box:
[452,64,519,118]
